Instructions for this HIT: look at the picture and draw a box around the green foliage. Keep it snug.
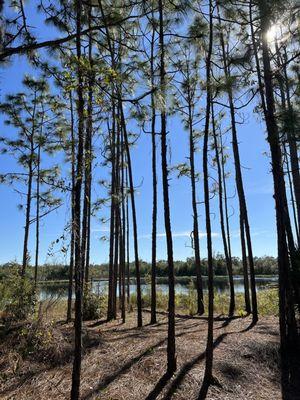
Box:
[83,287,103,321]
[128,288,278,316]
[15,316,72,365]
[256,289,279,316]
[0,255,278,283]
[0,266,36,322]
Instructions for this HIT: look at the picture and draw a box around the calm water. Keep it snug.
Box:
[39,275,278,300]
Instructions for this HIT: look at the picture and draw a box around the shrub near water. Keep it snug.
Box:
[18,318,72,365]
[129,288,278,316]
[0,267,36,323]
[83,286,104,321]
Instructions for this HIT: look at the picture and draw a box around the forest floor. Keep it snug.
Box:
[0,311,297,400]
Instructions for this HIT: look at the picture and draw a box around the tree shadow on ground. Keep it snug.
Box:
[88,319,110,328]
[146,317,256,400]
[81,336,167,400]
[0,368,48,396]
[81,318,205,399]
[88,316,256,400]
[219,362,244,379]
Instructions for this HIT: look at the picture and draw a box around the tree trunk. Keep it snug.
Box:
[282,49,300,246]
[34,144,41,285]
[67,91,75,323]
[112,116,121,319]
[71,0,85,397]
[199,1,214,397]
[120,137,126,322]
[83,6,94,285]
[107,102,116,321]
[22,97,36,276]
[256,0,299,393]
[150,17,158,325]
[97,0,142,327]
[126,167,130,305]
[158,0,176,375]
[218,10,257,320]
[211,103,235,316]
[120,104,143,327]
[240,218,251,313]
[188,97,204,315]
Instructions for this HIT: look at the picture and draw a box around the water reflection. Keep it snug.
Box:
[39,275,278,300]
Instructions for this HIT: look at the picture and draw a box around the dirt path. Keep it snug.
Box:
[0,314,283,399]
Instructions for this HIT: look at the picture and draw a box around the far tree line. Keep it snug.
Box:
[0,256,280,281]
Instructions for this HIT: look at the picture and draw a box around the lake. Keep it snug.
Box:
[38,275,278,300]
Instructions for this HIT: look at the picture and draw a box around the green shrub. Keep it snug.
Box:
[83,288,103,321]
[0,267,36,322]
[17,318,72,365]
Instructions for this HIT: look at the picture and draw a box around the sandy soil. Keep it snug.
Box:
[0,313,292,400]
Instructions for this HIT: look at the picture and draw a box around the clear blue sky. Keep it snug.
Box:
[0,3,278,265]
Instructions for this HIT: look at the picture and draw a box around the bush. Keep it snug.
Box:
[16,318,72,365]
[0,266,36,323]
[83,287,103,321]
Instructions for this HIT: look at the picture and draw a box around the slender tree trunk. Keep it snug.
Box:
[150,18,158,324]
[187,100,204,315]
[67,91,75,323]
[158,0,176,375]
[83,6,94,285]
[283,145,300,244]
[71,0,85,397]
[107,102,116,321]
[113,205,119,319]
[126,167,130,305]
[199,1,214,397]
[282,48,300,243]
[34,144,41,285]
[112,117,121,319]
[218,11,257,320]
[275,58,300,244]
[240,217,251,313]
[120,105,143,327]
[220,132,234,281]
[97,0,142,327]
[22,95,37,276]
[211,103,235,316]
[120,137,126,322]
[22,149,33,276]
[256,0,299,393]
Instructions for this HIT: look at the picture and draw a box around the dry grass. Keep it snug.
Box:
[0,310,288,400]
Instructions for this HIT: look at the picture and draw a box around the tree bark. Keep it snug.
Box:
[158,0,176,375]
[218,10,257,320]
[150,16,158,325]
[83,5,94,285]
[21,95,36,276]
[34,144,41,285]
[126,167,130,305]
[199,1,214,397]
[256,0,299,393]
[188,95,204,315]
[107,102,116,321]
[71,0,85,397]
[211,103,235,316]
[67,92,75,323]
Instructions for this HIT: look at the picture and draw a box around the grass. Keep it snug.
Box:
[37,288,278,323]
[36,274,277,285]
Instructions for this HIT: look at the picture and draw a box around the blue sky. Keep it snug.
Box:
[0,3,278,265]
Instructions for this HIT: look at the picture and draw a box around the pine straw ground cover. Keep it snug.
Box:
[0,311,290,400]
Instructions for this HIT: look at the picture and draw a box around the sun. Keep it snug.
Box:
[266,24,281,43]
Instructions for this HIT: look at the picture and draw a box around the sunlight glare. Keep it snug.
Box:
[266,23,280,43]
